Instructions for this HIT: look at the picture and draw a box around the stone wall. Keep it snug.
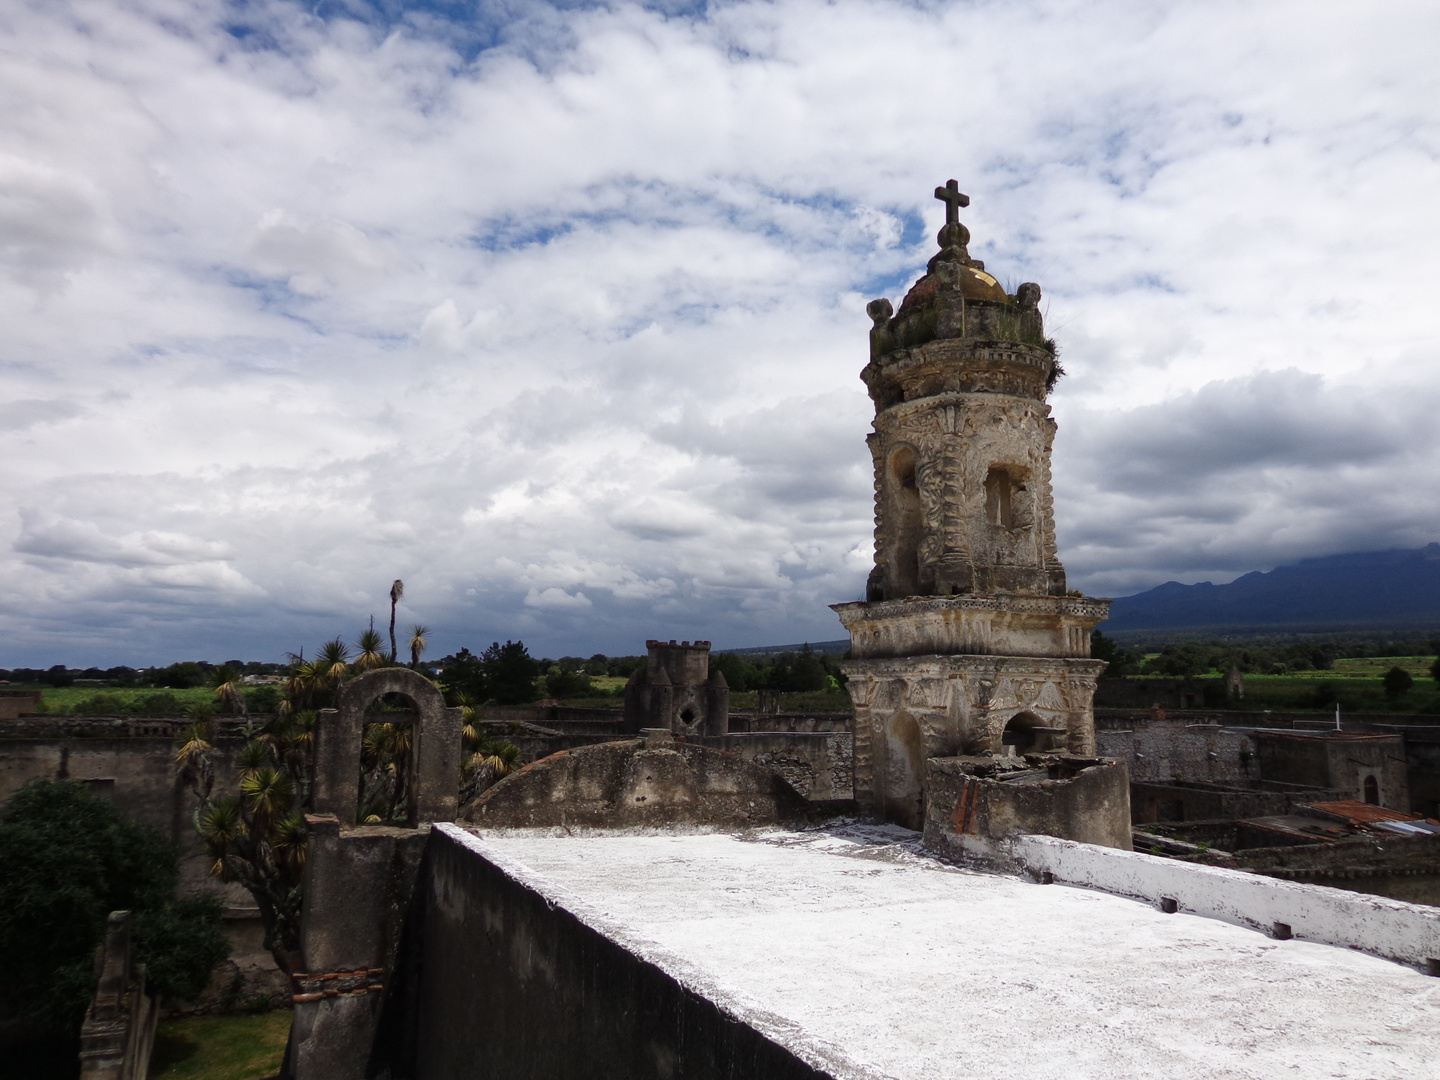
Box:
[729,712,851,734]
[289,816,430,1080]
[923,755,1132,857]
[1097,722,1258,786]
[1129,781,1337,825]
[1255,732,1410,811]
[367,826,840,1080]
[461,736,814,831]
[697,732,852,801]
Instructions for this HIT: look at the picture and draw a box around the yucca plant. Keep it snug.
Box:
[178,723,309,973]
[460,738,523,804]
[359,719,415,824]
[354,625,388,672]
[408,624,429,669]
[211,663,247,718]
[317,638,351,686]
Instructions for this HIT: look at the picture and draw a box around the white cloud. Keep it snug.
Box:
[524,587,593,610]
[2,0,1439,664]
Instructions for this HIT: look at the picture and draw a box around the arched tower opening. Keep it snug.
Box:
[888,446,922,598]
[884,711,925,830]
[1000,711,1044,756]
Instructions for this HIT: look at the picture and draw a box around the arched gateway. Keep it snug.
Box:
[312,667,464,826]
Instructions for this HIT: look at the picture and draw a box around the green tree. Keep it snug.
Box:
[709,652,760,693]
[0,780,229,1031]
[437,647,488,703]
[543,667,592,699]
[1382,666,1414,699]
[482,640,541,705]
[1430,654,1440,686]
[1091,631,1142,678]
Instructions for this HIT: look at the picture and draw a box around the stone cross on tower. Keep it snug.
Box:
[933,179,970,225]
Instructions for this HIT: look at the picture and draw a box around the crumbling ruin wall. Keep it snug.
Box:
[697,732,853,801]
[461,737,812,831]
[923,755,1132,860]
[0,727,288,1008]
[1256,733,1410,811]
[1097,723,1257,786]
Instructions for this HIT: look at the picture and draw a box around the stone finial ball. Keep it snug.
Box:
[866,298,893,326]
[1017,282,1042,307]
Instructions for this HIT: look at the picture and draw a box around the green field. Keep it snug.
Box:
[1124,656,1440,713]
[17,685,219,714]
[150,1011,291,1080]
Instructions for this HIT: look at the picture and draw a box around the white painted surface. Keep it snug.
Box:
[1005,833,1440,968]
[440,823,1440,1080]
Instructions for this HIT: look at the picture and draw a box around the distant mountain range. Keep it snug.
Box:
[724,640,851,657]
[1102,543,1440,641]
[728,545,1440,654]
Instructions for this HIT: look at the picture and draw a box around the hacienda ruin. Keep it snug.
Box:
[3,183,1439,1080]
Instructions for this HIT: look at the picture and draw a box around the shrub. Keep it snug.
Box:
[0,780,229,1031]
[1383,666,1414,699]
[132,691,183,714]
[70,692,130,715]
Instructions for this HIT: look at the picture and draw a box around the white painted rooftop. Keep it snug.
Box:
[447,823,1440,1080]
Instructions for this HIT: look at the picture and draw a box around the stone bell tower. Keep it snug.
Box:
[833,182,1112,830]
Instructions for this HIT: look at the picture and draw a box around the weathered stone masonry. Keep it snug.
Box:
[834,183,1115,835]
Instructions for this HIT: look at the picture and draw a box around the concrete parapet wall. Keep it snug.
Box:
[370,825,861,1080]
[1000,833,1440,973]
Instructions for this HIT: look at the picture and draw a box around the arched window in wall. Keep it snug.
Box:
[1363,774,1380,806]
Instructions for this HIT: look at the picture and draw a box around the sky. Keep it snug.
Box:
[3,0,1440,666]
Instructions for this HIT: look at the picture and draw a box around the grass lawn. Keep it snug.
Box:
[150,1011,291,1080]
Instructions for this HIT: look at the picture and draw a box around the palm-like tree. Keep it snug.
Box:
[182,715,310,973]
[388,579,404,661]
[359,719,415,823]
[354,627,388,672]
[408,624,429,669]
[317,638,351,685]
[461,737,523,804]
[212,664,247,717]
[175,719,216,805]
